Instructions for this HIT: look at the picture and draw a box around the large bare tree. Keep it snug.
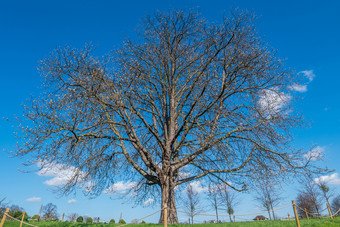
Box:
[15,9,324,224]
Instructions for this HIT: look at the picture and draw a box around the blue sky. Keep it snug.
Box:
[1,0,340,223]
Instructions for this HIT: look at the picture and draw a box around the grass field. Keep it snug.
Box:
[3,216,340,227]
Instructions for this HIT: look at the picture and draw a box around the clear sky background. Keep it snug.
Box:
[0,0,339,224]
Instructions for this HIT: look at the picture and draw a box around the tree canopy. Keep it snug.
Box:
[16,9,325,224]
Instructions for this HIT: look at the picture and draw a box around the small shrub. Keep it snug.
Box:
[119,219,126,224]
[141,220,146,224]
[86,217,93,223]
[76,216,83,223]
[109,219,115,223]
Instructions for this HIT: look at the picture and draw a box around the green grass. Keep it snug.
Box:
[3,216,340,227]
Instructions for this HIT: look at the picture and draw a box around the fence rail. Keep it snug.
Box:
[1,202,339,227]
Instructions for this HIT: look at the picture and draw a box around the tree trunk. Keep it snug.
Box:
[267,209,272,220]
[270,203,276,220]
[215,207,219,223]
[158,176,178,224]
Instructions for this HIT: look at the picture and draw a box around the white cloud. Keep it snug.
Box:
[288,84,307,93]
[68,199,77,204]
[37,161,87,187]
[26,197,41,203]
[299,70,315,82]
[143,198,154,205]
[314,173,340,185]
[258,88,291,116]
[177,171,191,180]
[104,181,137,194]
[304,146,325,161]
[185,180,208,194]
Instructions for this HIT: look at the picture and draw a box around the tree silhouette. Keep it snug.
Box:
[16,9,325,224]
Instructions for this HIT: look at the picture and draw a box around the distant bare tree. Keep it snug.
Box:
[254,181,281,220]
[296,190,321,218]
[219,185,239,222]
[67,213,78,222]
[183,184,202,224]
[331,195,340,214]
[9,205,24,212]
[42,203,58,220]
[299,176,323,216]
[15,9,327,224]
[93,217,100,223]
[207,185,222,223]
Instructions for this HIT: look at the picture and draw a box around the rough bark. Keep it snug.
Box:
[158,173,178,224]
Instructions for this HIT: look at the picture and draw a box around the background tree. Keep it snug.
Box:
[317,182,333,207]
[8,205,29,222]
[109,219,115,224]
[118,219,126,224]
[253,181,281,220]
[207,185,222,223]
[86,217,93,223]
[67,213,78,222]
[32,214,40,221]
[93,217,100,223]
[76,216,83,223]
[296,191,319,218]
[182,184,203,224]
[299,176,323,216]
[9,205,24,212]
[331,195,340,214]
[219,185,239,222]
[15,9,326,224]
[42,203,58,220]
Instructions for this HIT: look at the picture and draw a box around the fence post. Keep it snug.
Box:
[304,208,309,220]
[292,200,300,227]
[327,203,333,219]
[288,212,290,221]
[0,208,9,227]
[233,215,235,223]
[62,213,64,222]
[20,212,26,227]
[164,203,167,227]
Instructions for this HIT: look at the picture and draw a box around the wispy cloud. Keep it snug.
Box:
[304,146,325,161]
[288,84,307,93]
[26,197,41,203]
[314,173,340,185]
[300,70,315,82]
[143,198,154,205]
[177,171,191,180]
[104,181,137,194]
[258,88,291,116]
[289,70,316,93]
[37,161,87,187]
[68,199,77,204]
[185,180,208,194]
